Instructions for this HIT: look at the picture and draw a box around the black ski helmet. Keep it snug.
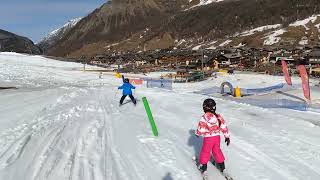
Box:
[203,98,216,113]
[124,78,129,83]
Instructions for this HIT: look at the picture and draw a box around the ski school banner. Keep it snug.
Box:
[146,78,173,90]
[298,65,311,101]
[129,78,143,85]
[281,60,292,86]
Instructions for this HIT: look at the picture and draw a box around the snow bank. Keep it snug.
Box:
[192,44,202,50]
[263,29,287,45]
[218,40,232,47]
[299,38,309,46]
[233,43,245,48]
[176,39,186,46]
[289,15,320,30]
[186,0,225,10]
[240,24,281,37]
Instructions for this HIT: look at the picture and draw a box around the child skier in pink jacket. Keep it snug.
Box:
[195,98,230,174]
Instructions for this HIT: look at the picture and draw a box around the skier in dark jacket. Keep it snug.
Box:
[118,77,137,105]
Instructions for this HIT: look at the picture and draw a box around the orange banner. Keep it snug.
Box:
[281,60,292,86]
[298,65,311,101]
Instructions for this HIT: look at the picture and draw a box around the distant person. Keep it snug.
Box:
[195,98,230,177]
[212,72,217,78]
[160,75,164,88]
[118,77,137,105]
[227,69,234,75]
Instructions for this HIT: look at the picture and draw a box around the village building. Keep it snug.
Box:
[308,48,320,65]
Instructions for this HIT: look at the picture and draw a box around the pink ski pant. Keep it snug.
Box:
[199,136,225,164]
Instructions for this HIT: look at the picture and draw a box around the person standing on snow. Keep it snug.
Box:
[195,98,230,175]
[118,77,137,105]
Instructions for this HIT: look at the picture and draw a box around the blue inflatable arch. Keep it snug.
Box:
[220,82,234,96]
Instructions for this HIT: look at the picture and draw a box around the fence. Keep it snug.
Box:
[194,86,308,111]
[231,98,308,111]
[245,83,286,95]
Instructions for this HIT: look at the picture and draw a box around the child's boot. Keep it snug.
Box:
[216,162,225,172]
[198,163,207,174]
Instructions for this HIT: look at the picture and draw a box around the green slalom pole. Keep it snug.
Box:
[142,97,159,136]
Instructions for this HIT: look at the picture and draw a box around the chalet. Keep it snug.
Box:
[175,70,204,82]
[218,52,241,65]
[270,52,295,65]
[308,48,320,65]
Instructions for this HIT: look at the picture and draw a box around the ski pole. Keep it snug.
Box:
[142,97,158,137]
[114,89,119,99]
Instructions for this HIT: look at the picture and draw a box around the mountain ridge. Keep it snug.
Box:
[0,29,41,54]
[38,17,82,53]
[45,0,320,58]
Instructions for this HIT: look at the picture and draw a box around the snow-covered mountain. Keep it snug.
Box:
[185,14,320,50]
[37,17,82,53]
[45,0,320,58]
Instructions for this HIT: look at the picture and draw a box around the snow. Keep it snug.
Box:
[206,46,217,50]
[192,44,202,50]
[315,23,320,33]
[191,0,224,7]
[1,52,320,180]
[263,29,287,45]
[176,39,186,46]
[205,41,217,50]
[239,24,282,37]
[299,38,309,46]
[207,40,217,45]
[38,17,82,44]
[289,15,320,30]
[233,43,245,48]
[104,42,120,49]
[186,0,225,10]
[218,40,232,47]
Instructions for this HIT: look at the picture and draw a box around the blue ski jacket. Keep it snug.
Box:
[118,82,136,95]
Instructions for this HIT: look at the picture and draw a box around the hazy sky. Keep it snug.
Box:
[0,0,107,43]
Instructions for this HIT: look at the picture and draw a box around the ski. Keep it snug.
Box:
[210,159,234,180]
[192,156,209,180]
[119,99,138,106]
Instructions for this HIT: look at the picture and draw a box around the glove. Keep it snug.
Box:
[225,138,230,146]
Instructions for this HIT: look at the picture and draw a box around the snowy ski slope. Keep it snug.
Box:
[0,53,320,180]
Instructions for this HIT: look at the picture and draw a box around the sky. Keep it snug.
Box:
[0,0,107,43]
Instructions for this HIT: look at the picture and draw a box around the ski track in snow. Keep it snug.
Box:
[1,53,320,180]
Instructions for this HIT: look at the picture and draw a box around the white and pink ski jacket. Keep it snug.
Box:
[195,112,230,138]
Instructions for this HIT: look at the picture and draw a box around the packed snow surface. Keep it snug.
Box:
[1,53,320,180]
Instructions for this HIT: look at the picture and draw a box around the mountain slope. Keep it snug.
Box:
[0,29,41,54]
[47,0,190,57]
[38,17,82,53]
[46,0,320,58]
